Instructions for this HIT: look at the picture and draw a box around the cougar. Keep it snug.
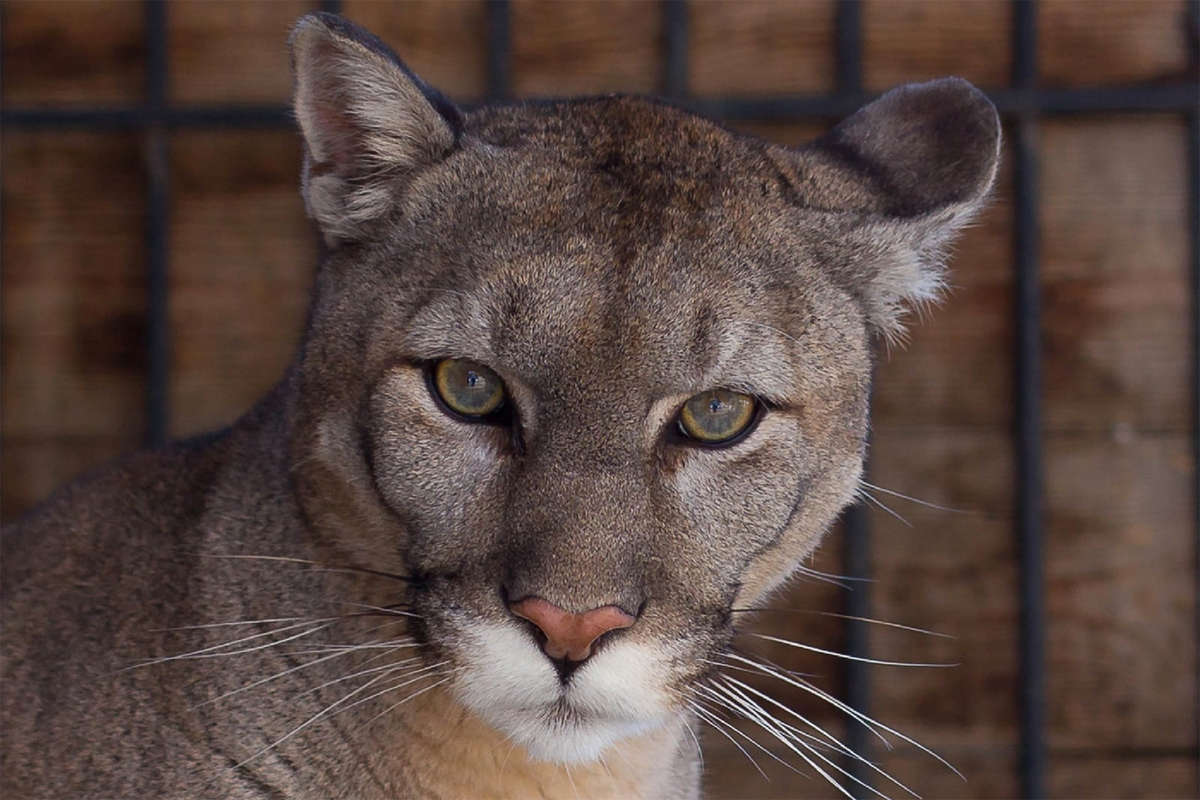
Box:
[1,12,999,799]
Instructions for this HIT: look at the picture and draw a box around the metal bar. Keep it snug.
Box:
[486,0,511,102]
[144,0,170,447]
[1011,1,1046,798]
[833,3,872,796]
[1189,105,1200,800]
[662,0,688,98]
[5,84,1199,132]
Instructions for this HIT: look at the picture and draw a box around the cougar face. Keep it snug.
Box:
[284,12,1000,767]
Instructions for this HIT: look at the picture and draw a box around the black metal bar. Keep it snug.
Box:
[144,0,170,448]
[5,84,1199,132]
[834,3,872,796]
[1189,105,1200,800]
[486,0,511,102]
[662,0,688,98]
[1012,1,1046,798]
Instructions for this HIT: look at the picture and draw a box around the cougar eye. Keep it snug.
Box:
[431,359,507,420]
[677,389,759,445]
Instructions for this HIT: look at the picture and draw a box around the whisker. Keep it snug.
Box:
[703,682,861,800]
[130,620,334,668]
[857,490,913,528]
[355,675,453,729]
[686,700,770,781]
[860,481,968,514]
[713,677,919,799]
[722,653,963,779]
[744,633,957,668]
[728,609,953,639]
[202,554,412,583]
[236,665,408,766]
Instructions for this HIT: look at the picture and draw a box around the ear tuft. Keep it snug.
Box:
[792,78,1001,343]
[289,13,462,245]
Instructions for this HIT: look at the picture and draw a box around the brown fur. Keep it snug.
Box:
[1,13,999,799]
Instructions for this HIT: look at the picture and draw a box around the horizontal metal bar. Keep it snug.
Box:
[3,83,1196,131]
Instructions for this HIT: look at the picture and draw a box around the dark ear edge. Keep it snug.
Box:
[289,13,463,245]
[290,13,463,141]
[785,79,1001,345]
[809,77,1001,219]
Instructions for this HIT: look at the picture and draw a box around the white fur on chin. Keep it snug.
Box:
[451,620,674,764]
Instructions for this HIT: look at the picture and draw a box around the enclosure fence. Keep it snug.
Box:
[2,1,1198,797]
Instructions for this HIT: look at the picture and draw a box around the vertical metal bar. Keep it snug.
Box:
[662,0,688,98]
[1187,9,1200,799]
[1012,1,1045,798]
[835,2,872,796]
[486,0,511,102]
[144,0,169,447]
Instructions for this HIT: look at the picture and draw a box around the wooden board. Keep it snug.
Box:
[688,1,835,96]
[1041,118,1191,434]
[1039,0,1194,88]
[863,0,1011,91]
[342,0,490,101]
[1,131,148,520]
[168,0,308,104]
[168,130,315,438]
[511,0,663,96]
[2,0,144,106]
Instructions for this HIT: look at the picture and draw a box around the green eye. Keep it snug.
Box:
[678,389,758,445]
[432,359,506,419]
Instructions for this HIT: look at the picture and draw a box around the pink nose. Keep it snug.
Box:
[508,596,636,661]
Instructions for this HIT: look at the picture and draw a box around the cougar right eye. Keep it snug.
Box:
[430,359,508,421]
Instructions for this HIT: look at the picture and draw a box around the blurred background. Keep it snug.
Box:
[1,1,1197,798]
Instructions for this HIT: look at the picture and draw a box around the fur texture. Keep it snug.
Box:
[1,13,999,799]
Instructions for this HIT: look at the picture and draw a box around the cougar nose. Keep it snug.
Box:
[508,596,636,662]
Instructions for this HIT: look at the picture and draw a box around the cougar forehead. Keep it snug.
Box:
[389,96,865,408]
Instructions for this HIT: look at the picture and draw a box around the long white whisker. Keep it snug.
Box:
[356,676,452,729]
[723,653,963,779]
[860,481,968,514]
[703,682,859,800]
[236,665,403,767]
[857,489,912,527]
[685,700,770,781]
[713,677,918,799]
[132,620,334,667]
[745,633,957,668]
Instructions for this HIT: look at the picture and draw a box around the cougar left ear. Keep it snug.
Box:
[289,13,463,246]
[787,78,1001,342]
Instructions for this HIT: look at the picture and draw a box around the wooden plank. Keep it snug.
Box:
[168,130,314,437]
[1,0,143,106]
[511,0,663,96]
[878,751,1019,800]
[866,431,1019,753]
[168,0,309,104]
[342,0,489,101]
[1041,118,1191,434]
[1,132,146,443]
[1045,434,1195,752]
[1049,754,1198,799]
[1039,0,1193,88]
[689,1,835,97]
[863,0,1011,92]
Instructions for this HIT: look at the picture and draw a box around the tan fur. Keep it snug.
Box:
[1,13,999,799]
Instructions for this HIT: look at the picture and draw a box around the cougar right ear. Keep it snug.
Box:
[289,13,462,246]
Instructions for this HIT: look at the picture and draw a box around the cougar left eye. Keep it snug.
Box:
[677,389,759,445]
[431,358,507,420]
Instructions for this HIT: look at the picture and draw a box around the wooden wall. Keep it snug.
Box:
[2,2,1196,798]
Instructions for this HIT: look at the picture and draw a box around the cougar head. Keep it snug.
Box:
[286,13,999,764]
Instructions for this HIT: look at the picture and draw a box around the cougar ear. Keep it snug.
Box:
[790,78,1001,343]
[289,12,462,246]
